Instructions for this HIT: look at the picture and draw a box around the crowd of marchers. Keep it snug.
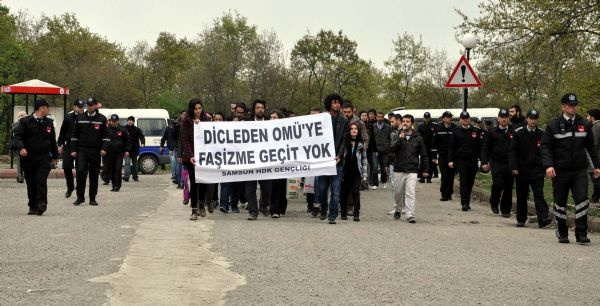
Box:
[11,91,600,244]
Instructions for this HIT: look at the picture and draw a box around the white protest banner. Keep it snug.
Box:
[193,113,337,183]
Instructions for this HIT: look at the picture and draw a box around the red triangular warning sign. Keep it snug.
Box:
[445,55,482,88]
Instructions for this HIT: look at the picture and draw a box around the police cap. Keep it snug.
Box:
[561,93,578,105]
[526,109,540,119]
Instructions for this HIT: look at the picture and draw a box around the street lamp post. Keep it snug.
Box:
[461,33,478,111]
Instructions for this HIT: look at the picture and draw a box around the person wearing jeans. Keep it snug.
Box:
[390,114,428,223]
[317,93,348,224]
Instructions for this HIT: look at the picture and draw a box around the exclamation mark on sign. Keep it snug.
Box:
[461,65,466,82]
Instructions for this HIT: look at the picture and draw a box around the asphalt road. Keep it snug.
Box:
[1,174,600,305]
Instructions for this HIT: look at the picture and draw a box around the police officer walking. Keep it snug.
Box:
[57,99,84,198]
[509,109,552,228]
[432,111,457,201]
[541,93,600,244]
[417,112,436,183]
[481,109,514,217]
[105,114,131,191]
[70,98,110,206]
[12,99,58,215]
[449,111,483,211]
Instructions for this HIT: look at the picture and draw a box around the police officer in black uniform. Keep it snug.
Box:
[12,99,58,215]
[417,112,437,183]
[105,114,131,192]
[70,98,110,206]
[481,109,514,217]
[449,111,483,211]
[541,93,600,244]
[432,111,457,201]
[509,109,552,228]
[57,99,84,198]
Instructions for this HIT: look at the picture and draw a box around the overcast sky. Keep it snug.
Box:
[3,0,481,68]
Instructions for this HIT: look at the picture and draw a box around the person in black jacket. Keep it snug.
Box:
[70,98,110,206]
[389,114,428,223]
[449,111,483,211]
[13,99,58,215]
[541,93,600,244]
[432,111,457,201]
[481,109,514,217]
[124,116,145,182]
[245,99,272,220]
[104,114,131,191]
[372,111,391,189]
[509,109,552,228]
[57,99,84,197]
[417,112,437,183]
[317,93,348,224]
[509,104,526,129]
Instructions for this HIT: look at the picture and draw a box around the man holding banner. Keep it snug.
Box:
[317,94,348,224]
[245,99,272,220]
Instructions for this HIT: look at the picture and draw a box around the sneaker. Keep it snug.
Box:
[220,207,229,213]
[387,209,396,215]
[272,214,280,218]
[353,216,360,222]
[516,222,525,227]
[190,210,198,221]
[491,206,499,214]
[371,186,378,190]
[247,214,257,220]
[576,235,591,244]
[407,216,415,223]
[319,214,327,220]
[73,198,85,206]
[328,219,336,224]
[199,208,207,218]
[394,211,401,220]
[556,230,569,244]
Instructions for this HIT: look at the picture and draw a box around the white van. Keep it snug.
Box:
[98,108,171,174]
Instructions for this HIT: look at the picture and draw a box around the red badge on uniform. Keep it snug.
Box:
[46,127,51,134]
[94,124,100,130]
[577,125,585,132]
[117,131,122,136]
[508,133,513,139]
[537,140,541,147]
[471,132,477,138]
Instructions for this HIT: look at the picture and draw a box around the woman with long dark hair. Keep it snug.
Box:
[180,98,210,220]
[340,121,368,221]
